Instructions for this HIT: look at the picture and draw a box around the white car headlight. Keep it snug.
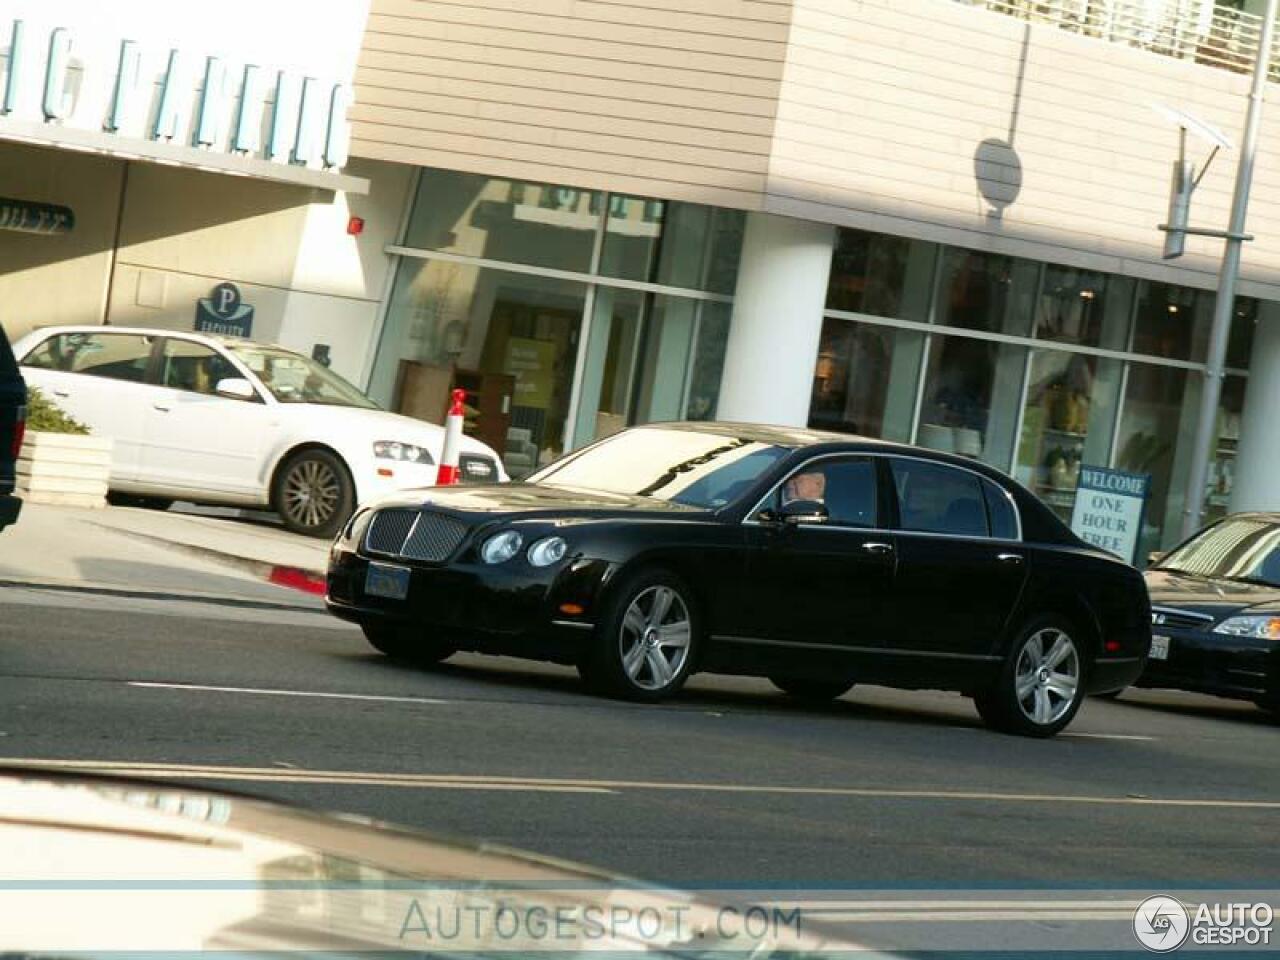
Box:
[1213,615,1280,639]
[480,530,523,565]
[528,536,568,568]
[373,441,434,464]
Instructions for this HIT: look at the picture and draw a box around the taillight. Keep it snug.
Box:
[11,405,25,459]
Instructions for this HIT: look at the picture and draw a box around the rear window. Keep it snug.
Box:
[891,458,990,538]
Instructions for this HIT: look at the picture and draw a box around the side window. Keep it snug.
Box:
[982,479,1020,540]
[159,340,242,396]
[891,459,990,538]
[24,333,154,383]
[778,457,878,528]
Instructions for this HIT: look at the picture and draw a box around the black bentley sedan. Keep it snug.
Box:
[1136,513,1280,712]
[326,422,1151,737]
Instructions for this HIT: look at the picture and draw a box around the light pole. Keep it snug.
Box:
[1180,0,1279,541]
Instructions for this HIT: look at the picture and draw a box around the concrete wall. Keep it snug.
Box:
[107,156,414,384]
[0,142,121,340]
[350,0,1280,299]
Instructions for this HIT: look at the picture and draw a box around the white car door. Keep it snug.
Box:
[17,330,159,483]
[136,337,276,499]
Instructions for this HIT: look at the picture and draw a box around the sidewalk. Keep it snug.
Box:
[0,501,331,607]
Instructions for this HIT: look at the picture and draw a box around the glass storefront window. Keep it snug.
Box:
[826,230,938,322]
[1205,374,1247,526]
[917,334,1028,470]
[1132,282,1212,361]
[1014,351,1124,522]
[572,291,731,448]
[1113,363,1202,558]
[597,197,744,294]
[935,248,1039,336]
[1228,296,1258,369]
[369,258,587,478]
[808,317,926,442]
[402,169,601,274]
[1035,267,1132,350]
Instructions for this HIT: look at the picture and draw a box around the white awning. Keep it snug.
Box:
[0,116,369,195]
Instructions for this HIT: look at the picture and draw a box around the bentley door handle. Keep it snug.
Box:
[997,552,1025,564]
[862,542,894,556]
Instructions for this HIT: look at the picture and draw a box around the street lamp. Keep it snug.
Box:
[1159,0,1280,541]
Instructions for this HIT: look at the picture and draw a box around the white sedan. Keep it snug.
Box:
[13,326,506,537]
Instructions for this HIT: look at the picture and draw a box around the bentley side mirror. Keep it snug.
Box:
[775,499,830,526]
[214,377,257,401]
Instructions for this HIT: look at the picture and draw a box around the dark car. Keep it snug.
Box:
[1136,513,1280,712]
[0,325,25,532]
[326,423,1151,737]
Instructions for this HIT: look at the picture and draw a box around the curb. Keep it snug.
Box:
[87,522,329,597]
[0,576,326,613]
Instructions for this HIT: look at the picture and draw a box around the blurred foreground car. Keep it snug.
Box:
[0,324,25,533]
[13,326,505,537]
[328,422,1151,737]
[0,769,881,956]
[1136,514,1280,713]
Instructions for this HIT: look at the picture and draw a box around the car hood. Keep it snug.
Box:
[1144,568,1280,621]
[279,403,500,460]
[0,769,878,956]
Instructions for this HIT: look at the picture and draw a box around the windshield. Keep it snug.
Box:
[1158,516,1280,587]
[227,344,378,409]
[529,427,788,508]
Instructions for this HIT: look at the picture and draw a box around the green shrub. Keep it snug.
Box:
[26,386,90,435]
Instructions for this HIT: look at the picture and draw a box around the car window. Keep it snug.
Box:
[1159,517,1280,587]
[774,457,878,528]
[22,332,154,383]
[891,458,990,537]
[159,340,243,396]
[982,479,1019,540]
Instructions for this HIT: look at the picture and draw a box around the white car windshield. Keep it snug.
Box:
[227,344,378,409]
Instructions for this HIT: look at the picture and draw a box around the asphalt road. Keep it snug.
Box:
[2,582,1278,898]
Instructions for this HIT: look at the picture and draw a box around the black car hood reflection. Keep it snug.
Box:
[371,482,710,518]
[0,769,877,956]
[1145,568,1280,621]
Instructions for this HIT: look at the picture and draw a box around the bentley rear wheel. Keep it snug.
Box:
[975,616,1086,738]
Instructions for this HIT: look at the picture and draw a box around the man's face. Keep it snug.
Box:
[786,471,826,502]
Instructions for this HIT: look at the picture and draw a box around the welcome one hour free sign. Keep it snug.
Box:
[1069,466,1152,565]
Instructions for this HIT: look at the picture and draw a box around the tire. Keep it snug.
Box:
[771,677,855,701]
[107,492,174,511]
[579,567,699,703]
[274,448,354,539]
[362,624,455,665]
[974,615,1088,738]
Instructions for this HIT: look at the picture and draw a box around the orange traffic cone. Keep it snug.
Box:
[436,388,466,486]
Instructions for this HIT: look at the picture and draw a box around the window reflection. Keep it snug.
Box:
[935,248,1038,336]
[1035,267,1132,350]
[809,318,924,441]
[825,229,937,321]
[917,335,1027,469]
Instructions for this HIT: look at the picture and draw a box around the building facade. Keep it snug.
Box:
[5,0,1280,563]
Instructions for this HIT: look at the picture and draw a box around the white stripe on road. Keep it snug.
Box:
[1062,732,1156,741]
[127,681,450,706]
[3,758,1276,810]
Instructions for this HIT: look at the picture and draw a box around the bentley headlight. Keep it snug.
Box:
[1213,615,1280,639]
[528,536,568,568]
[480,530,523,565]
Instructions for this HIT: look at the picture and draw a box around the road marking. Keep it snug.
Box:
[783,909,1132,922]
[772,899,1141,911]
[4,759,612,794]
[127,682,450,706]
[2,758,1276,810]
[1062,732,1156,741]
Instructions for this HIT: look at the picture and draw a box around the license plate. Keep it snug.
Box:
[1150,635,1170,660]
[365,562,411,601]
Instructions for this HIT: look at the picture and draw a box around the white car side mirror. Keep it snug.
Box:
[214,377,257,401]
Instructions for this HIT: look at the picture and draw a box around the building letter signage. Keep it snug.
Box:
[41,27,72,121]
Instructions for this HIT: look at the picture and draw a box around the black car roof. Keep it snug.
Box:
[650,420,870,447]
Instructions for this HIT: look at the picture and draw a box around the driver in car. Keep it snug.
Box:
[782,469,826,505]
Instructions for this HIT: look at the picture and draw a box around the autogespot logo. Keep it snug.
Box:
[1134,896,1191,952]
